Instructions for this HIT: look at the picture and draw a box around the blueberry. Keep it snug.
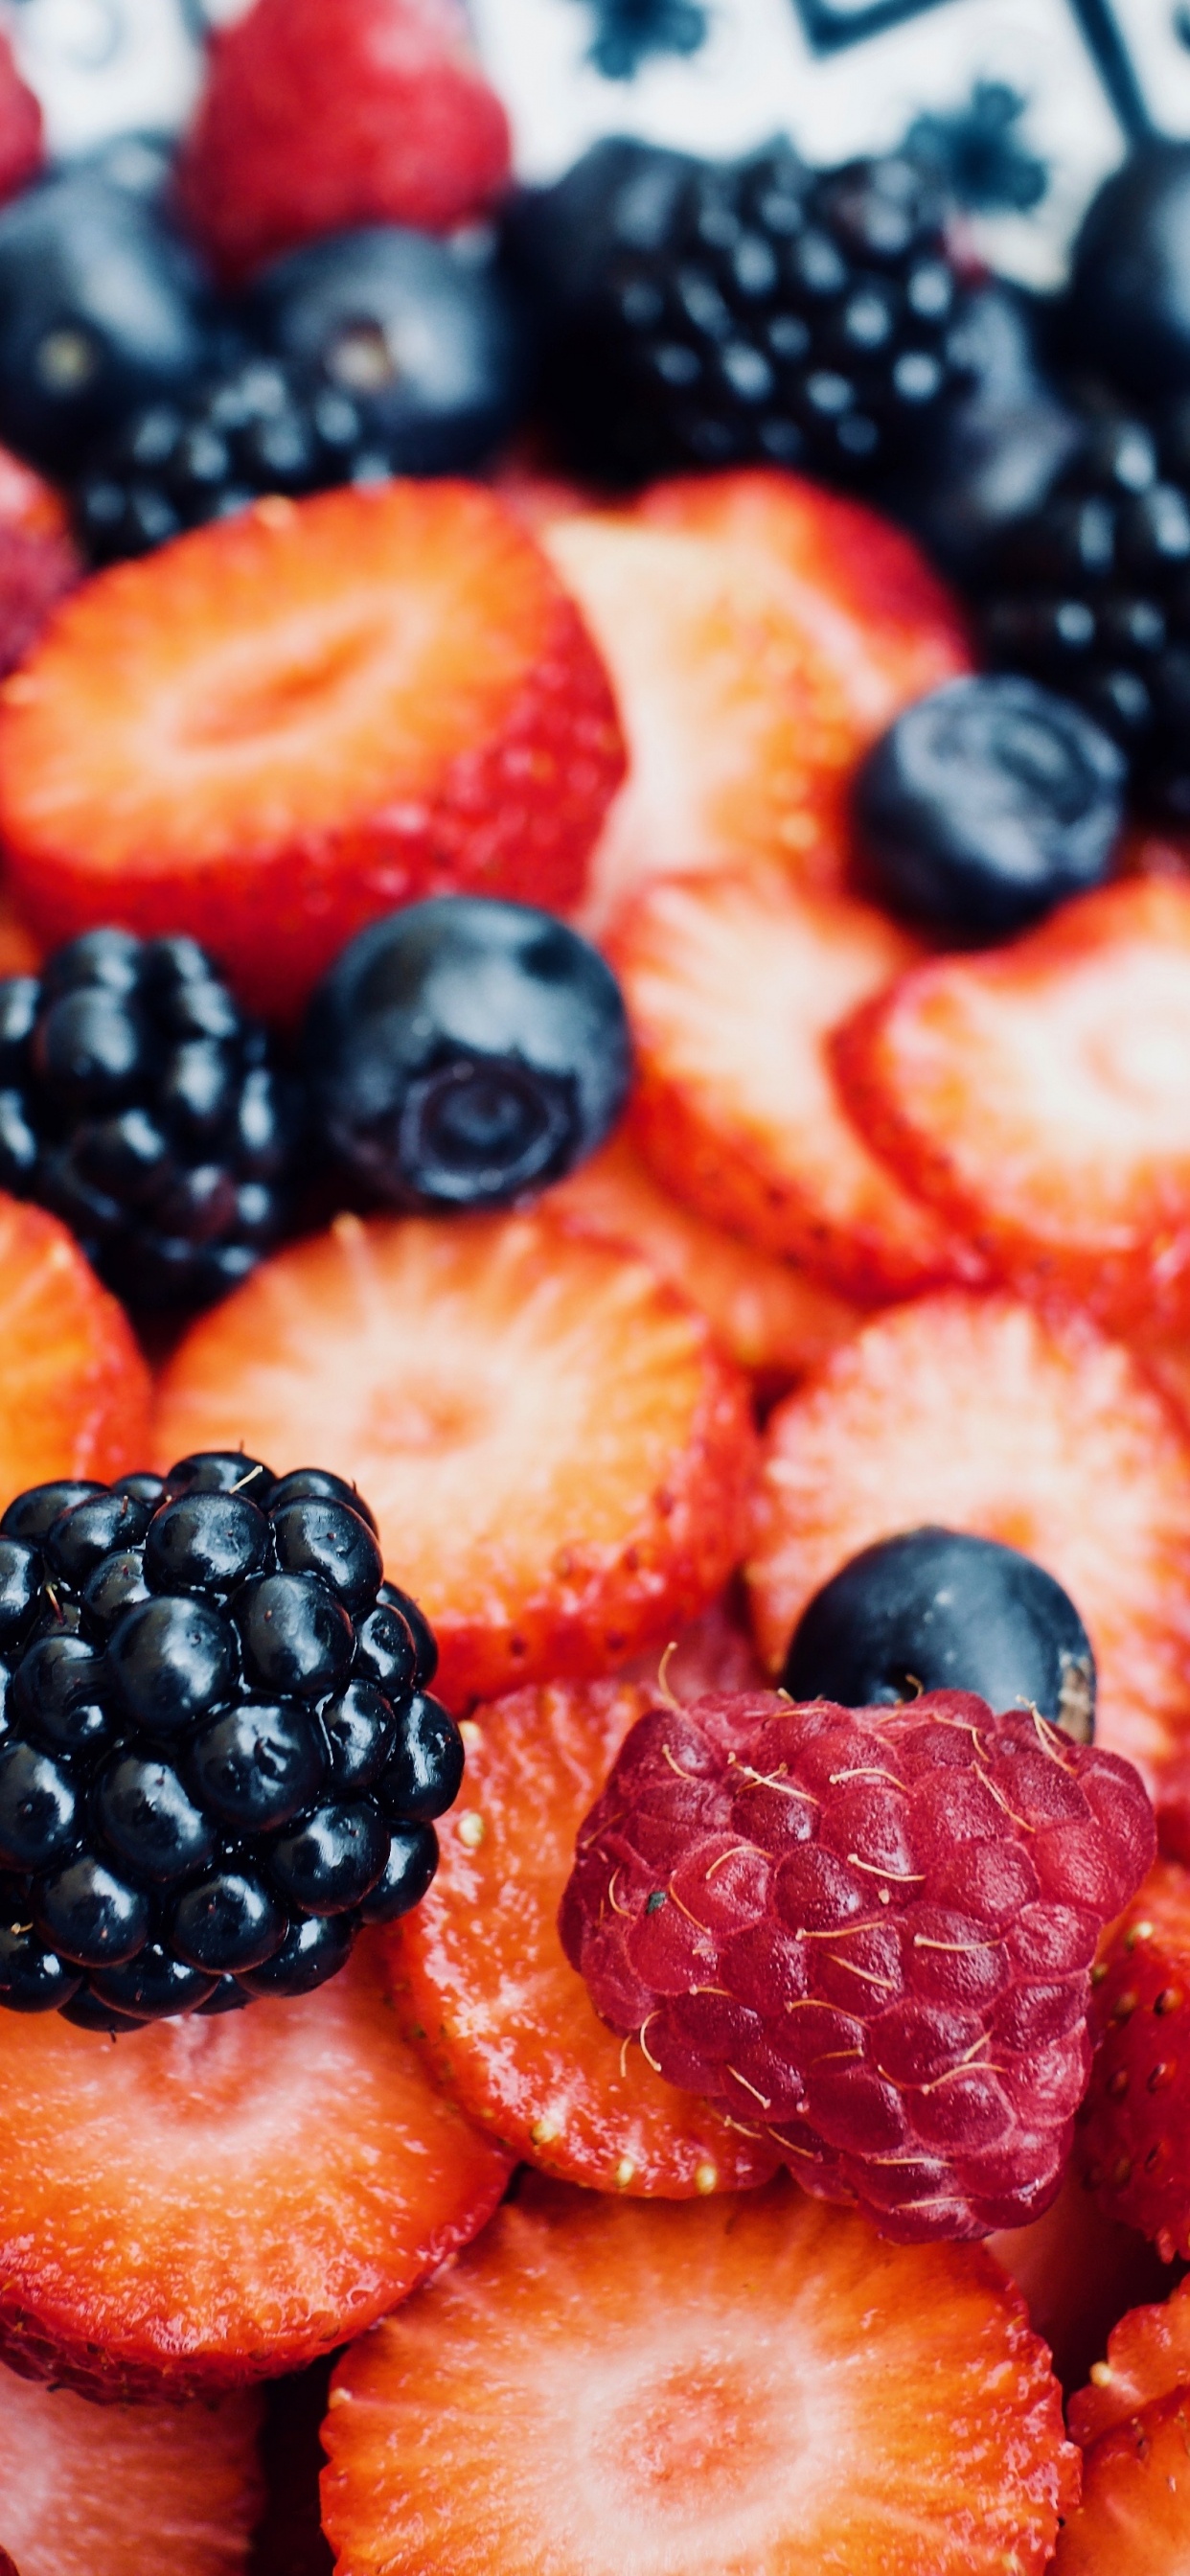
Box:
[0,170,217,473]
[357,1821,439,1924]
[854,676,1126,939]
[96,1752,217,1885]
[270,1498,381,1614]
[106,1595,239,1736]
[188,1697,324,1831]
[781,1526,1096,1742]
[247,225,527,476]
[235,1573,355,1700]
[268,1799,390,1914]
[1064,140,1190,402]
[35,1854,149,1966]
[171,1869,287,1975]
[379,1693,465,1823]
[305,897,631,1208]
[145,1491,272,1598]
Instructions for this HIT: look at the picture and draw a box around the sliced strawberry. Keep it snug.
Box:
[390,1675,778,2196]
[613,865,973,1302]
[636,468,971,749]
[0,2371,263,2576]
[1071,2272,1190,2447]
[1078,1854,1190,2263]
[543,513,855,927]
[0,443,79,682]
[1050,2391,1190,2573]
[152,1208,758,1708]
[175,0,511,281]
[990,2168,1168,2397]
[320,2174,1077,2576]
[748,1290,1190,1793]
[0,482,625,1020]
[545,1131,863,1392]
[835,878,1190,1337]
[0,1933,510,2397]
[0,1192,149,1492]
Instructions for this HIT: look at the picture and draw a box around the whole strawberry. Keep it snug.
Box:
[560,1688,1155,2241]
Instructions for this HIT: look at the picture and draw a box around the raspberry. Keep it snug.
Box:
[560,1686,1155,2241]
[0,1450,458,2029]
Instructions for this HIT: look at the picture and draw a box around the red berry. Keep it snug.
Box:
[1079,1854,1190,2263]
[561,1686,1154,2241]
[0,34,41,210]
[1069,2266,1190,2448]
[0,2371,263,2576]
[321,2174,1078,2576]
[390,1674,779,2195]
[0,1193,150,1494]
[0,443,79,681]
[0,482,625,1022]
[1050,2389,1190,2574]
[175,0,511,282]
[835,877,1190,1337]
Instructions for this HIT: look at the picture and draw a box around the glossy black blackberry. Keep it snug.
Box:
[781,1525,1095,1743]
[0,1454,456,2028]
[976,407,1190,821]
[0,928,300,1308]
[507,134,972,487]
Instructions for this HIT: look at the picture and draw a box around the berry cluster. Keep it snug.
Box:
[0,928,299,1309]
[0,1451,459,2030]
[512,137,969,488]
[561,1686,1154,2239]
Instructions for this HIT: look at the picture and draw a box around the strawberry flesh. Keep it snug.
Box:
[0,2371,263,2575]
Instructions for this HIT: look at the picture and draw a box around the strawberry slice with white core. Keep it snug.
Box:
[0,1192,150,1490]
[614,865,973,1302]
[0,1934,510,2397]
[835,878,1190,1337]
[748,1289,1190,1793]
[153,1208,758,1708]
[320,2175,1077,2576]
[0,2372,263,2576]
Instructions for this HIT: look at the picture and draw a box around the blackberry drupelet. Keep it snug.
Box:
[0,1452,458,2029]
[507,134,971,487]
[977,407,1190,821]
[0,928,300,1309]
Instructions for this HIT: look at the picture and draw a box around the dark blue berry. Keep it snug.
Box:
[188,1698,324,1832]
[60,1989,142,2032]
[2,1481,103,1544]
[11,1632,110,1754]
[270,1499,381,1615]
[1064,141,1190,402]
[0,170,217,474]
[854,677,1126,939]
[268,1800,389,1915]
[45,1489,152,1584]
[358,1822,439,1924]
[0,1537,42,1648]
[354,1600,420,1704]
[170,1869,286,1976]
[81,1548,151,1634]
[378,1693,464,1823]
[36,1853,149,1966]
[106,1595,239,1736]
[144,1491,272,1598]
[269,1468,378,1532]
[885,281,1081,578]
[237,1909,354,1999]
[165,1452,275,1505]
[781,1525,1095,1742]
[305,897,631,1210]
[248,225,526,478]
[0,1738,78,1870]
[235,1573,355,1700]
[89,1944,217,2022]
[195,1976,252,2016]
[319,1681,398,1795]
[0,1921,80,2012]
[378,1583,437,1690]
[96,1753,217,1885]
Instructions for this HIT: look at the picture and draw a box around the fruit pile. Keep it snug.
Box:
[7,2,1190,2569]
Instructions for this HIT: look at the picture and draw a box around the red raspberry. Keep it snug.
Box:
[175,0,511,284]
[560,1688,1155,2242]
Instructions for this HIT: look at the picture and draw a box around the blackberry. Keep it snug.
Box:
[507,134,971,488]
[977,407,1190,821]
[0,1453,457,2029]
[0,928,300,1309]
